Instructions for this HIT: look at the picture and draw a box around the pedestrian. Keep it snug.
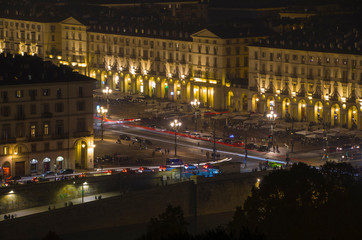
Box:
[48,206,51,211]
[273,145,275,153]
[276,145,279,153]
[65,202,68,207]
[95,196,97,200]
[11,215,14,219]
[167,149,170,154]
[4,215,7,220]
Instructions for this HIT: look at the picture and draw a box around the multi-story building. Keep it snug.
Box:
[248,38,362,129]
[0,13,267,111]
[0,53,94,178]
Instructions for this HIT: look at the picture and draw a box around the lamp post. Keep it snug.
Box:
[170,119,182,156]
[190,99,200,132]
[102,86,112,109]
[267,111,277,151]
[97,106,108,141]
[81,181,87,203]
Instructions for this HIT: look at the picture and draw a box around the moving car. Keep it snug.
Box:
[60,169,74,175]
[257,145,269,152]
[137,167,154,173]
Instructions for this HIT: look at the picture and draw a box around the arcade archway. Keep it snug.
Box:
[331,104,340,127]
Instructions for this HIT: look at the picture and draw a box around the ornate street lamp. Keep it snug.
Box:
[97,106,108,141]
[190,99,200,131]
[170,119,182,156]
[267,111,277,150]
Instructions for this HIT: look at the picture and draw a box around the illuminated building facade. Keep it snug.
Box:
[0,54,94,178]
[0,16,267,111]
[248,44,362,129]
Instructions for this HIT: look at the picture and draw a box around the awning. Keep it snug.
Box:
[30,159,38,164]
[43,157,51,162]
[56,156,64,162]
[295,130,313,136]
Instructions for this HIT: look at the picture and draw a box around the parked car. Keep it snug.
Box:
[137,167,154,173]
[60,169,74,175]
[119,134,130,141]
[42,171,56,177]
[257,145,269,152]
[245,143,258,150]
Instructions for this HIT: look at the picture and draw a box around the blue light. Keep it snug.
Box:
[229,134,234,138]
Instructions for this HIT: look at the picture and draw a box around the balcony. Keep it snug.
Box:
[15,114,26,120]
[73,131,91,138]
[0,138,16,144]
[42,112,53,118]
[27,136,43,142]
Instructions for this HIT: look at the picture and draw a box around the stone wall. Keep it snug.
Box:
[0,171,268,240]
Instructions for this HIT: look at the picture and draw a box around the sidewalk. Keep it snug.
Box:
[0,191,120,222]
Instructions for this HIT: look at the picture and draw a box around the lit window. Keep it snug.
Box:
[31,125,36,137]
[16,90,23,98]
[44,124,49,135]
[3,146,9,155]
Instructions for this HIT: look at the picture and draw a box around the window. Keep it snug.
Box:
[78,87,83,97]
[16,123,25,138]
[57,142,63,150]
[43,103,49,113]
[56,120,64,136]
[44,143,50,151]
[16,90,23,98]
[30,104,36,115]
[1,106,10,117]
[2,91,8,102]
[30,124,36,137]
[31,144,36,152]
[326,57,330,63]
[56,88,62,98]
[77,101,85,111]
[42,89,50,96]
[29,89,37,100]
[76,118,86,132]
[55,102,64,113]
[43,123,49,135]
[3,146,9,155]
[293,55,298,61]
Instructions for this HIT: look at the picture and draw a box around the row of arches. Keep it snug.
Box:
[90,69,216,108]
[252,94,360,129]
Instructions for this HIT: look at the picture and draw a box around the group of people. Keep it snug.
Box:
[3,214,16,220]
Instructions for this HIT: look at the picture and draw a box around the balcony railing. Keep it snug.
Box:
[73,131,91,138]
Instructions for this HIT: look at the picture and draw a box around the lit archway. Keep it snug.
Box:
[136,75,144,94]
[124,74,131,94]
[348,105,358,129]
[75,140,88,169]
[267,96,275,112]
[30,159,37,173]
[298,99,307,121]
[161,79,168,98]
[282,98,291,119]
[2,161,11,177]
[101,71,107,88]
[314,101,323,123]
[148,77,156,97]
[174,80,181,101]
[113,73,119,90]
[251,94,259,112]
[240,94,248,111]
[43,157,51,173]
[331,104,340,127]
[56,156,64,170]
[227,91,234,110]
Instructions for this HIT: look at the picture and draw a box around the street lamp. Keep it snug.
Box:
[102,86,112,108]
[81,181,88,203]
[190,99,200,131]
[170,119,182,156]
[97,106,108,141]
[266,111,277,151]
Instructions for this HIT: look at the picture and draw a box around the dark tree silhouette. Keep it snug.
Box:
[241,162,362,240]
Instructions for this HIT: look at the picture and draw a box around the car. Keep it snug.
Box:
[223,138,234,144]
[119,134,130,141]
[155,147,163,152]
[5,175,22,184]
[184,164,198,171]
[159,165,167,171]
[60,169,74,175]
[257,145,269,152]
[121,168,131,173]
[137,167,154,173]
[245,143,258,150]
[42,171,56,177]
[324,146,337,153]
[233,140,244,146]
[201,135,212,141]
[203,163,213,169]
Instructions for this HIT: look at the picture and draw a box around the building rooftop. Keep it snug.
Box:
[0,53,94,85]
[252,14,362,55]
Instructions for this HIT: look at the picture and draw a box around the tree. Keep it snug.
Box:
[140,205,189,240]
[241,162,362,240]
